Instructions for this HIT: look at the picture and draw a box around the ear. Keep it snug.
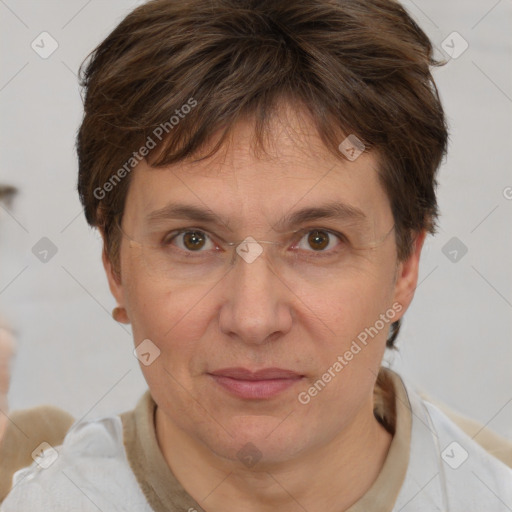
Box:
[101,233,130,324]
[391,230,427,320]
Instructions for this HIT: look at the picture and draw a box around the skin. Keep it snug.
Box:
[104,103,425,512]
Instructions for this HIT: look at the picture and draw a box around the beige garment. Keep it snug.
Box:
[0,324,16,444]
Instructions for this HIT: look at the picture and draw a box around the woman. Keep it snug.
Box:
[1,0,511,510]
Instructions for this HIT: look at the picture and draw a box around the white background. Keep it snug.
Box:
[1,0,511,438]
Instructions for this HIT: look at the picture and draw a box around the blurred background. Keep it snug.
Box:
[0,0,511,438]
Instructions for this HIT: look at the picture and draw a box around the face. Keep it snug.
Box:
[104,104,423,467]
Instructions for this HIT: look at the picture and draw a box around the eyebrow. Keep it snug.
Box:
[146,204,219,225]
[145,201,368,230]
[275,202,368,230]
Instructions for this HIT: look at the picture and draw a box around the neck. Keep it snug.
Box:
[155,397,392,512]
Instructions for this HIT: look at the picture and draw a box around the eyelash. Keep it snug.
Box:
[161,228,348,257]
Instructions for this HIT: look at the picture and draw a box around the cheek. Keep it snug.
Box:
[310,269,394,332]
[295,272,393,421]
[122,259,215,359]
[124,275,212,396]
[299,261,396,375]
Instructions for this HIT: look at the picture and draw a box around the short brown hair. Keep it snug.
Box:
[77,0,448,348]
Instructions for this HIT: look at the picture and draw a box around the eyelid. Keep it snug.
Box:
[291,227,347,242]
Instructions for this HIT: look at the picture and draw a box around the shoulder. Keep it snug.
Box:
[421,392,512,469]
[403,380,512,510]
[1,414,152,512]
[423,399,512,477]
[0,404,74,502]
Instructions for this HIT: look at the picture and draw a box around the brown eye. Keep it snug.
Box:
[182,231,206,250]
[295,229,343,253]
[307,230,330,251]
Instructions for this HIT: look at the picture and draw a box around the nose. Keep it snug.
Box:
[218,246,293,345]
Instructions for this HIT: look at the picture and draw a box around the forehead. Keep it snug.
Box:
[123,105,392,232]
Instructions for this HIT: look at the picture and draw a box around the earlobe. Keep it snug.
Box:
[392,230,427,319]
[112,306,130,324]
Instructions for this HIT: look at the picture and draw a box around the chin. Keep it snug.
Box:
[202,416,311,468]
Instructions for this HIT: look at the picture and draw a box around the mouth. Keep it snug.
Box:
[208,367,305,400]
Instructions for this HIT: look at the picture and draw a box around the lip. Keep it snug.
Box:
[208,367,304,400]
[210,367,303,380]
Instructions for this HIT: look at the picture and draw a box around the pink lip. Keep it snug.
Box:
[210,367,302,380]
[208,367,304,400]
